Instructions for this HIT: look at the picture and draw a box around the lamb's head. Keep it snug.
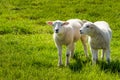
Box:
[47,20,69,34]
[80,22,96,36]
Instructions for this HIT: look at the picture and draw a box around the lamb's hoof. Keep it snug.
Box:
[92,62,96,65]
[65,63,70,67]
[92,60,98,65]
[58,65,64,68]
[107,60,110,65]
[58,63,63,67]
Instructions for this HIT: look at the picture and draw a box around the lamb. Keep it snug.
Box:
[47,19,88,66]
[80,21,112,64]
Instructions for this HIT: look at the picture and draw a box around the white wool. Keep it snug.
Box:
[47,19,88,66]
[94,21,112,41]
[80,21,112,64]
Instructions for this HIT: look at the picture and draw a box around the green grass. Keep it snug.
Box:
[0,0,120,79]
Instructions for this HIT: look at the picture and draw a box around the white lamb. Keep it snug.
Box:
[80,21,112,64]
[47,19,88,66]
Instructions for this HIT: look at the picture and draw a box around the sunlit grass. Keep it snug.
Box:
[0,0,120,79]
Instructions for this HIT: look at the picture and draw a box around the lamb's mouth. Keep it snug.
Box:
[80,30,83,34]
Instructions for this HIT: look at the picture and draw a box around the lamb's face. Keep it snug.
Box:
[80,22,94,36]
[47,20,69,34]
[52,21,65,34]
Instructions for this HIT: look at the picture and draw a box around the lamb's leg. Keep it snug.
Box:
[91,48,98,64]
[65,44,71,66]
[106,48,110,64]
[71,43,75,58]
[81,35,88,57]
[57,45,62,66]
[101,49,105,60]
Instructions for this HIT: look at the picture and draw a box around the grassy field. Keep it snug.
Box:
[0,0,120,79]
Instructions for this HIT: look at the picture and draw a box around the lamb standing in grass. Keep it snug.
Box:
[80,21,112,64]
[47,19,88,66]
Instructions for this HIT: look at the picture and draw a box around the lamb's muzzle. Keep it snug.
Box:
[55,29,59,33]
[80,30,83,34]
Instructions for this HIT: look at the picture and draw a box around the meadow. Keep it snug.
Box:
[0,0,120,79]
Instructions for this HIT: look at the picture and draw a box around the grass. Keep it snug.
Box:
[0,0,120,79]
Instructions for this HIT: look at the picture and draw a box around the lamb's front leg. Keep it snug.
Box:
[91,48,98,64]
[81,35,89,58]
[57,45,62,66]
[65,44,71,66]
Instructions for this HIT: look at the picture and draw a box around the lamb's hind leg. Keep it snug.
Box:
[81,35,88,57]
[71,43,75,58]
[101,49,105,60]
[106,48,110,64]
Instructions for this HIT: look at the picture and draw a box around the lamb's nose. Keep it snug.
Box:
[80,30,82,34]
[55,29,59,33]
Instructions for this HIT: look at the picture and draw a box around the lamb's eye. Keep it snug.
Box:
[86,25,89,28]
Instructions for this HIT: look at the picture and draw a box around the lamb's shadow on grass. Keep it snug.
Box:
[98,60,120,73]
[69,53,90,72]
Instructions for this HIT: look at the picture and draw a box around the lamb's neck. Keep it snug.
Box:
[90,27,102,38]
[90,31,102,38]
[56,32,66,40]
[90,29,106,44]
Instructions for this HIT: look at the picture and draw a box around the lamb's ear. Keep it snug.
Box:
[82,20,88,23]
[62,22,69,26]
[90,23,95,29]
[46,21,53,26]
